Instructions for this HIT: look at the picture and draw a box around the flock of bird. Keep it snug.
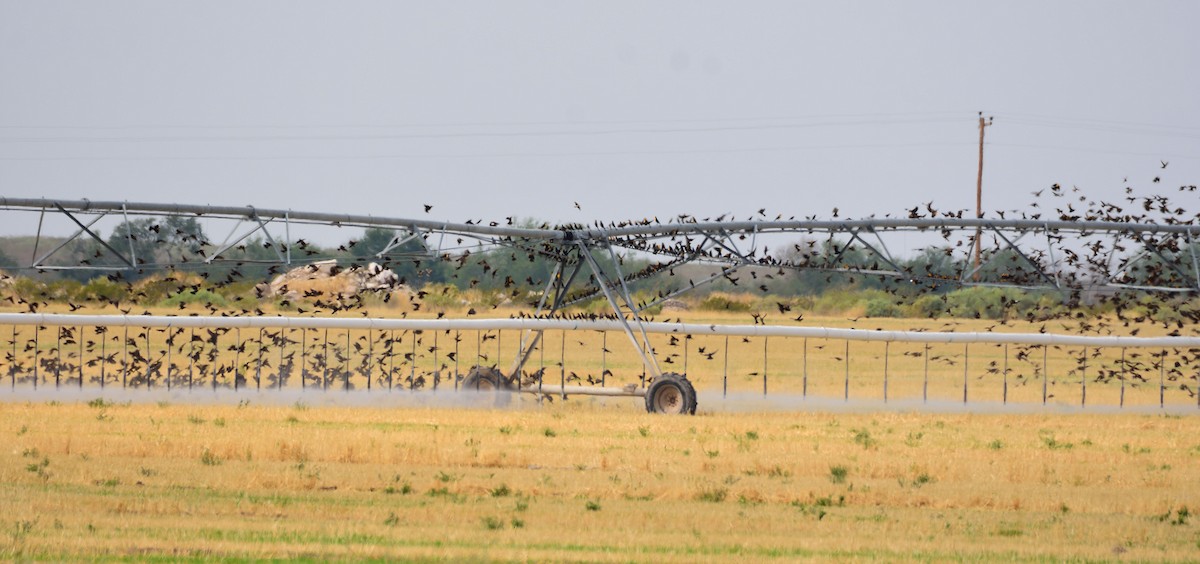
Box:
[2,169,1198,399]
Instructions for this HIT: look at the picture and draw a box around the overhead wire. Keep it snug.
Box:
[0,110,969,132]
[0,141,973,162]
[997,117,1200,141]
[993,111,1200,134]
[0,111,1193,162]
[0,116,966,144]
[988,142,1200,161]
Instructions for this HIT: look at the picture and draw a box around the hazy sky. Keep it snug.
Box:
[2,1,1197,236]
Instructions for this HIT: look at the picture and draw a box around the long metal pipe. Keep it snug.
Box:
[516,384,643,398]
[1,313,1198,348]
[1,197,1196,241]
[0,197,557,240]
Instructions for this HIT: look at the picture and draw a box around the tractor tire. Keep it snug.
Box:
[645,373,698,415]
[460,366,515,406]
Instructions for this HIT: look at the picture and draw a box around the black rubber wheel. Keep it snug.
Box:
[645,373,697,415]
[460,366,515,406]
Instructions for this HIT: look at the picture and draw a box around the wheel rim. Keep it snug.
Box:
[652,385,683,413]
[474,378,496,391]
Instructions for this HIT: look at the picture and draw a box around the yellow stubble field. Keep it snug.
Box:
[1,306,1199,560]
[2,399,1199,561]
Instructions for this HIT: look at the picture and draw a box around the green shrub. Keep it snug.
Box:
[695,487,728,502]
[10,277,45,302]
[1030,293,1068,319]
[812,289,890,315]
[944,287,1010,319]
[698,294,751,312]
[908,294,946,318]
[42,279,83,301]
[132,275,191,305]
[200,448,222,466]
[78,277,128,303]
[829,465,849,484]
[811,289,863,315]
[864,298,903,318]
[210,280,259,301]
[489,484,511,497]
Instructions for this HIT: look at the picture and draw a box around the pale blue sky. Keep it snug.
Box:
[1,1,1197,235]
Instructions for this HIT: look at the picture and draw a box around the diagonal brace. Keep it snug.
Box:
[52,204,134,268]
[579,241,661,378]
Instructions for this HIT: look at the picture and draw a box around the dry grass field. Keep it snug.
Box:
[2,399,1199,561]
[2,304,1199,560]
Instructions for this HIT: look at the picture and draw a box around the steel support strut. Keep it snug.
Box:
[578,240,662,378]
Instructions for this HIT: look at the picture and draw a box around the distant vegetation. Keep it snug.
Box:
[0,219,1196,327]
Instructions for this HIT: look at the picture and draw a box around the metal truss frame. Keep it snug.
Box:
[2,197,1198,383]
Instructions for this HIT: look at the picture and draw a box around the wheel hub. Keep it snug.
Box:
[654,387,682,413]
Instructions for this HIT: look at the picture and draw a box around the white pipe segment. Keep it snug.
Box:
[518,384,644,397]
[2,313,1198,349]
[1,197,1196,240]
[0,197,558,240]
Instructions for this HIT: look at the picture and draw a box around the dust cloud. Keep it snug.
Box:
[1,386,1195,416]
[699,391,1200,416]
[0,385,521,411]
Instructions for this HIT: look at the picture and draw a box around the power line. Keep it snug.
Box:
[0,141,973,162]
[5,140,1191,163]
[0,117,966,144]
[0,111,969,132]
[994,112,1200,133]
[988,142,1200,161]
[1000,118,1200,141]
[992,111,1200,141]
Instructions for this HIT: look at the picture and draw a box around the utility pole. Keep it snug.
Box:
[973,112,993,281]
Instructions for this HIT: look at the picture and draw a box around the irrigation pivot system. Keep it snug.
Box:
[0,197,1197,413]
[3,313,1200,412]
